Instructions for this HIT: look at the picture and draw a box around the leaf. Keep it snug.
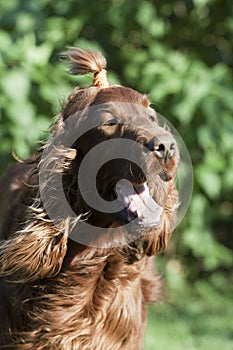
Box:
[196,166,222,199]
[1,70,30,101]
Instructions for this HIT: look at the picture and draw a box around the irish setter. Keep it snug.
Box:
[0,48,179,349]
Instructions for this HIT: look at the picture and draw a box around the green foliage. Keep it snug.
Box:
[145,280,233,350]
[0,0,232,339]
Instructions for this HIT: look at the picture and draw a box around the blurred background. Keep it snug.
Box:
[0,0,232,349]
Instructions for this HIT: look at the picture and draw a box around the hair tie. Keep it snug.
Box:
[93,69,109,88]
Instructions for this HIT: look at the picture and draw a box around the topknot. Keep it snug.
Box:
[61,47,109,88]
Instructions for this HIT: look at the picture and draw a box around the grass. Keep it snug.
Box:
[145,280,233,350]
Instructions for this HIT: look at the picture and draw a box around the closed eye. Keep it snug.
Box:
[104,117,120,125]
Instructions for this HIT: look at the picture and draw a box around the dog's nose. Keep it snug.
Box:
[146,137,176,160]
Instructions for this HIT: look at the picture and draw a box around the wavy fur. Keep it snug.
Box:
[0,48,179,349]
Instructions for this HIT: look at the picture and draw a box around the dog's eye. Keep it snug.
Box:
[104,118,120,125]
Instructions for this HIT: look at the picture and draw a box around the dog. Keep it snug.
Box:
[0,48,179,349]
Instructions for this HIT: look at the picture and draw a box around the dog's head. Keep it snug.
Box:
[51,48,180,254]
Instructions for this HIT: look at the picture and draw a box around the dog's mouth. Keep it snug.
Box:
[114,179,163,227]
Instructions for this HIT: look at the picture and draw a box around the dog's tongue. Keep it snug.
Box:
[115,179,162,226]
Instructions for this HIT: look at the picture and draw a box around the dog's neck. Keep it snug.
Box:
[1,211,162,349]
[26,245,160,349]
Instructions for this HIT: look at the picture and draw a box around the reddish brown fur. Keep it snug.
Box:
[0,48,179,349]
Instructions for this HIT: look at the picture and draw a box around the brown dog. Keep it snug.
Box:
[0,48,179,349]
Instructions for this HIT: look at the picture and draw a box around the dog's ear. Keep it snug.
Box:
[0,226,68,282]
[0,141,78,282]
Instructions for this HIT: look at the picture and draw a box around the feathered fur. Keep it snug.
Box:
[61,47,107,75]
[0,48,179,349]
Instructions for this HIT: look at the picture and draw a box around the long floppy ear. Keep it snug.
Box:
[0,145,77,283]
[0,223,68,282]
